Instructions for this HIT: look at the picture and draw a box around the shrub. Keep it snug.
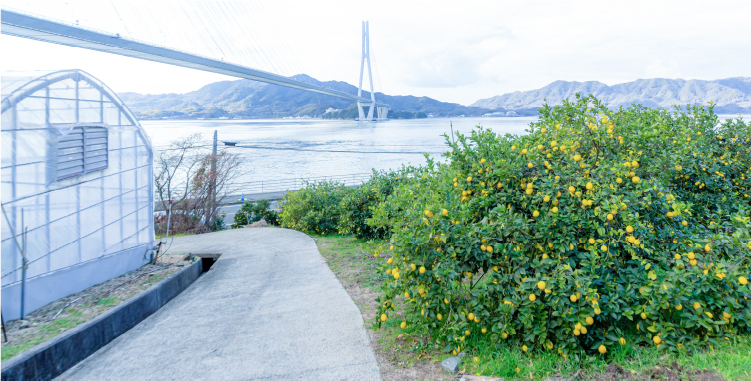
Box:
[374,95,751,360]
[279,180,346,235]
[338,169,406,240]
[233,199,279,227]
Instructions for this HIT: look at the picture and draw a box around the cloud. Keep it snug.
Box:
[644,60,681,79]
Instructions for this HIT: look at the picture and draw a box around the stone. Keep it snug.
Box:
[441,356,460,373]
[244,218,268,228]
[18,319,30,329]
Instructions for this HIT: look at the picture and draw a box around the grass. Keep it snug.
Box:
[313,234,751,380]
[1,311,86,362]
[155,232,193,239]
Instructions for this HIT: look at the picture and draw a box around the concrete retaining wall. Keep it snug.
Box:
[1,259,203,381]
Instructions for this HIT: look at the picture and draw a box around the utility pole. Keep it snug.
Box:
[209,130,218,226]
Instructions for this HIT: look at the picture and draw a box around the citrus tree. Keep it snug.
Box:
[373,94,751,360]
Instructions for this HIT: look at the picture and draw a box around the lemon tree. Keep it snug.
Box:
[373,94,751,360]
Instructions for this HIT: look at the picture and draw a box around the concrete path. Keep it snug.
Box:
[59,228,381,380]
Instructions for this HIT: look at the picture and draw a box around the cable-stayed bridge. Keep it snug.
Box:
[1,8,389,120]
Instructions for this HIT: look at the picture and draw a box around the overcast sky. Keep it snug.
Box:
[3,1,750,105]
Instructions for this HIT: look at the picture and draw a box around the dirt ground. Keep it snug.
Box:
[590,362,727,381]
[1,253,194,362]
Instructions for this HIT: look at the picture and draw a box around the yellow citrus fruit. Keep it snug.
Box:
[586,316,594,325]
[674,253,681,260]
[502,332,508,339]
[529,294,536,301]
[607,214,614,221]
[632,176,640,183]
[522,344,528,352]
[704,244,711,252]
[594,308,601,315]
[521,149,528,155]
[588,238,595,244]
[400,321,407,329]
[380,314,387,321]
[687,252,695,260]
[393,272,400,279]
[543,195,550,202]
[573,154,582,161]
[740,276,748,285]
[551,207,558,213]
[442,209,448,216]
[616,178,622,184]
[653,336,661,344]
[528,163,534,168]
[601,245,607,252]
[618,337,626,345]
[631,160,639,168]
[387,258,393,264]
[533,210,540,217]
[693,302,701,310]
[482,327,487,333]
[640,312,647,319]
[682,220,688,226]
[626,225,634,233]
[419,266,426,274]
[468,313,475,321]
[586,182,593,190]
[538,281,546,290]
[480,158,486,163]
[598,345,607,354]
[465,330,471,336]
[570,294,578,302]
[676,304,682,310]
[437,313,442,320]
[574,329,580,336]
[568,186,575,193]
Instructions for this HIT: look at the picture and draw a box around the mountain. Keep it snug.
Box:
[471,77,751,113]
[118,74,489,119]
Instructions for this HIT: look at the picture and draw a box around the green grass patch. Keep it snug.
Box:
[1,311,87,362]
[155,232,193,239]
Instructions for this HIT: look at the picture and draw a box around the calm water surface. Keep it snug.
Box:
[141,117,536,185]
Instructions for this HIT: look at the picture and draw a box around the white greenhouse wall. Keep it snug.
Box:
[1,70,154,320]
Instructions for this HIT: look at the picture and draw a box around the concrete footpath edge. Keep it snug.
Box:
[1,259,204,381]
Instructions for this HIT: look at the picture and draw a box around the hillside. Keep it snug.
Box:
[471,77,751,113]
[118,74,488,119]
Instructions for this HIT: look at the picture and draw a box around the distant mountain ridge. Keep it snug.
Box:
[118,74,488,119]
[471,77,751,113]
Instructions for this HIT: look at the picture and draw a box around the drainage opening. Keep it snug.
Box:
[192,253,222,272]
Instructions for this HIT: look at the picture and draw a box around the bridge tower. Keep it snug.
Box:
[358,21,387,121]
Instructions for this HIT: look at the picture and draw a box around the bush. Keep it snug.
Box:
[233,199,279,227]
[373,95,751,360]
[338,169,406,240]
[279,180,347,235]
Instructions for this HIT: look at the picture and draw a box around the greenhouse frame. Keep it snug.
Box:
[1,69,154,320]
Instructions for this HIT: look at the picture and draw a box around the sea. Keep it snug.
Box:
[141,114,747,195]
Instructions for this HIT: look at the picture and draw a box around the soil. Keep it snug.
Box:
[1,253,194,362]
[586,362,726,380]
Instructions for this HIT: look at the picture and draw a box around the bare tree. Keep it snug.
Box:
[154,134,244,235]
[154,133,203,211]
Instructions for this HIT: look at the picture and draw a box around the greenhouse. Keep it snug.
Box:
[1,69,154,320]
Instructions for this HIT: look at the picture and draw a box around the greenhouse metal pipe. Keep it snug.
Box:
[1,205,28,319]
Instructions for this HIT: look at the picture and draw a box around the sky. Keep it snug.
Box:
[2,0,750,106]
